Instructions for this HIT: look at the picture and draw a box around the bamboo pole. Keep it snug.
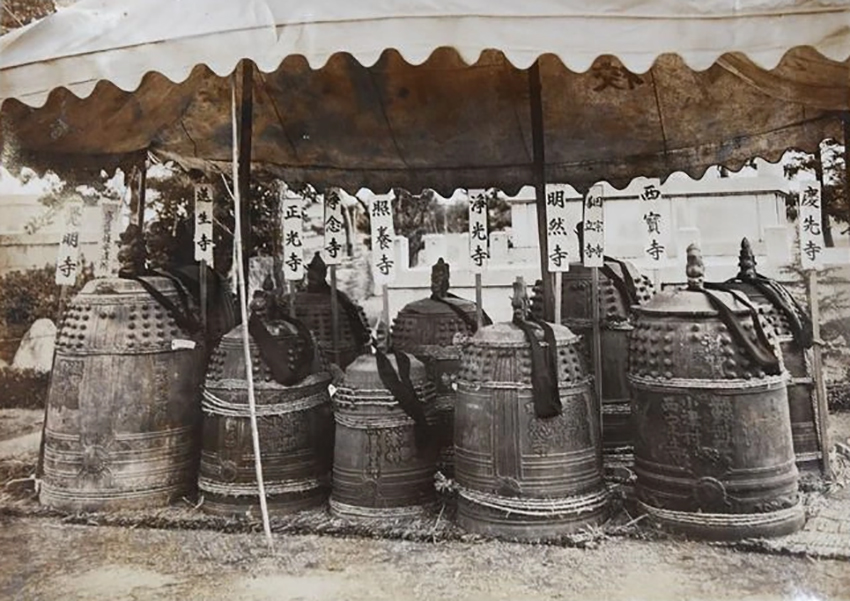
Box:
[231,71,273,549]
[475,273,483,329]
[330,265,340,362]
[382,284,390,350]
[808,270,832,479]
[554,272,562,325]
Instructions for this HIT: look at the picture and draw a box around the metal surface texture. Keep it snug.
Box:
[531,261,655,464]
[724,280,821,472]
[41,276,206,511]
[454,318,608,542]
[330,353,438,519]
[391,286,477,475]
[628,258,804,540]
[200,322,334,517]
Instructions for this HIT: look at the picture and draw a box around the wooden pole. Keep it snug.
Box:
[529,60,553,322]
[382,284,390,350]
[200,260,208,334]
[237,61,254,282]
[231,73,273,549]
[330,265,340,362]
[808,270,832,479]
[843,115,850,228]
[554,272,562,325]
[289,281,297,318]
[475,273,483,329]
[591,266,604,452]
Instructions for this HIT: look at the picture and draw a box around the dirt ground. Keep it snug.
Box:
[2,516,849,601]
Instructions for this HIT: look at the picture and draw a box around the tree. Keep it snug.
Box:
[783,140,848,248]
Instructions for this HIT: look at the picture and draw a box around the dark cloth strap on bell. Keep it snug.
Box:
[310,282,371,346]
[429,292,493,333]
[513,315,562,419]
[122,274,203,338]
[161,265,241,342]
[725,273,814,349]
[247,313,315,386]
[601,256,640,307]
[701,283,781,374]
[373,346,431,449]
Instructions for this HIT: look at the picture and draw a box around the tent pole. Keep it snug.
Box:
[238,61,255,284]
[231,73,273,550]
[529,60,553,321]
[843,115,850,228]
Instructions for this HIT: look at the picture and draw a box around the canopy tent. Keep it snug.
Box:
[1,0,849,195]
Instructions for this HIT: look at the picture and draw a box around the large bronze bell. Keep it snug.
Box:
[724,238,820,473]
[454,277,608,542]
[629,244,804,540]
[199,280,334,517]
[391,258,479,475]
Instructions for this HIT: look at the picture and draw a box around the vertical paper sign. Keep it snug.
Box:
[282,190,305,281]
[468,189,489,272]
[323,188,345,265]
[55,201,84,286]
[369,194,396,284]
[797,178,825,271]
[194,184,215,265]
[637,177,667,264]
[582,184,605,268]
[545,184,571,272]
[96,199,122,277]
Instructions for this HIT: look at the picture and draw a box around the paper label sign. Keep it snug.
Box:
[636,177,667,263]
[95,199,123,278]
[55,201,84,286]
[467,189,489,273]
[545,183,572,272]
[171,339,197,350]
[796,178,825,271]
[323,188,345,265]
[194,184,215,265]
[582,184,605,268]
[369,194,396,285]
[282,190,305,280]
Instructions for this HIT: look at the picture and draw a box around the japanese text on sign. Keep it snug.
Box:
[323,188,345,265]
[369,194,396,284]
[282,189,305,280]
[582,184,605,268]
[96,200,123,278]
[636,177,667,263]
[55,202,84,286]
[797,178,824,270]
[194,184,215,265]
[545,183,572,272]
[467,189,489,273]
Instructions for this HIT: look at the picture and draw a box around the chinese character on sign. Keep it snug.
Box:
[284,205,301,219]
[584,220,603,232]
[58,256,76,278]
[547,189,565,209]
[325,190,340,211]
[640,184,662,202]
[646,239,665,261]
[325,237,342,259]
[585,244,603,259]
[548,217,568,236]
[585,194,603,209]
[197,233,213,252]
[62,232,79,248]
[469,193,488,215]
[549,245,569,268]
[285,231,302,247]
[325,215,344,234]
[197,211,211,225]
[803,240,822,262]
[471,245,489,267]
[802,215,822,236]
[643,211,661,234]
[376,226,392,250]
[591,58,644,92]
[196,186,211,202]
[372,200,391,217]
[68,205,83,228]
[285,252,303,273]
[471,222,487,241]
[801,185,821,208]
[376,253,394,275]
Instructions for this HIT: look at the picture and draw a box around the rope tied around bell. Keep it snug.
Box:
[511,277,562,419]
[427,258,492,332]
[685,244,781,375]
[725,237,814,350]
